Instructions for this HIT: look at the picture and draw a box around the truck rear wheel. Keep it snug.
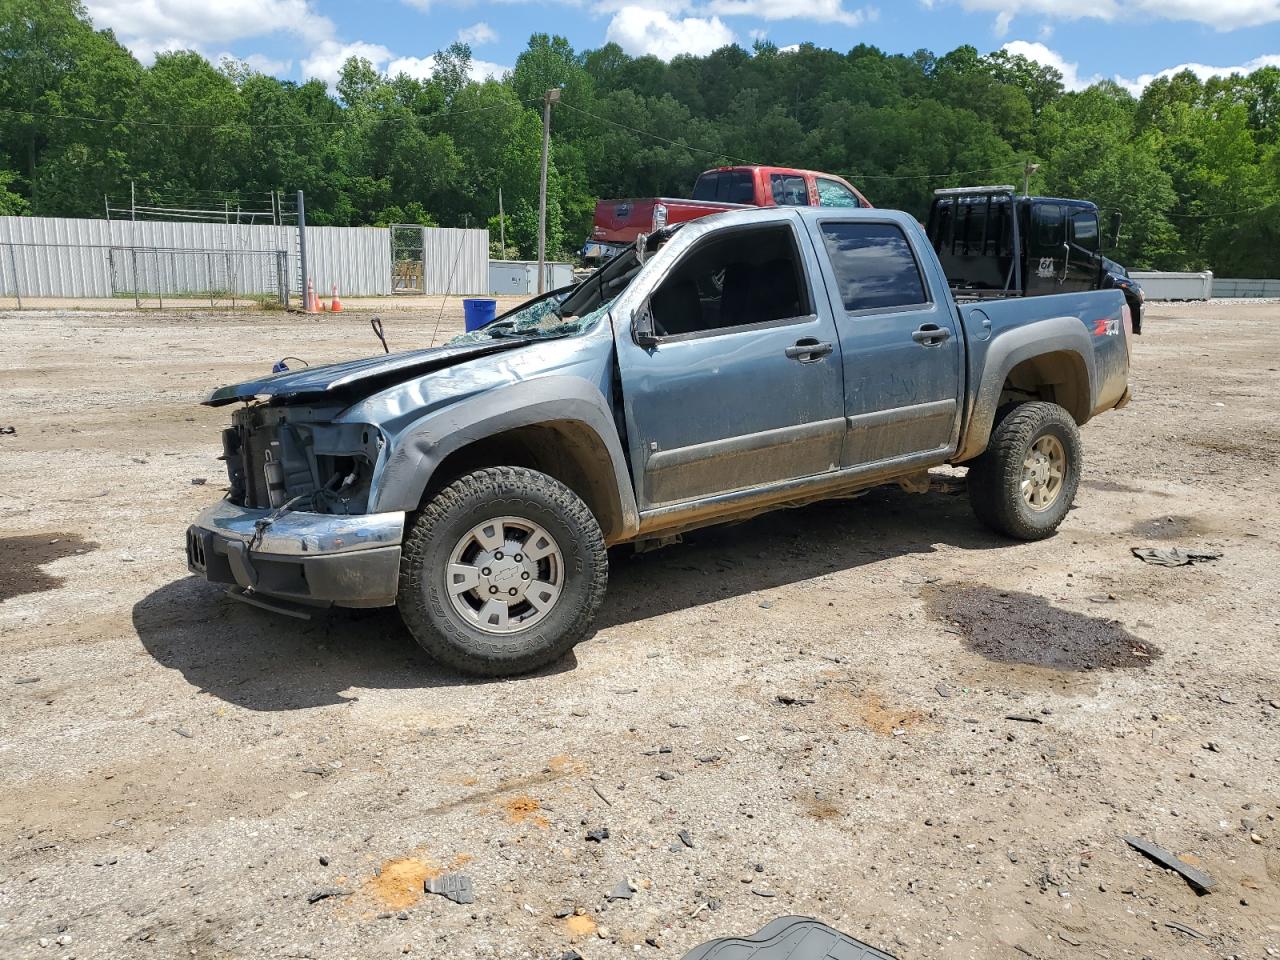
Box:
[398,467,608,677]
[967,401,1082,541]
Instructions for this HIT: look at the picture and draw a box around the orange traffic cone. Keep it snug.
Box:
[330,284,343,313]
[306,278,320,313]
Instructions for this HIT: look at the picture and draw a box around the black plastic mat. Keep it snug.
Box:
[680,916,898,960]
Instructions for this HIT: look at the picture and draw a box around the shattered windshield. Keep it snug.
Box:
[447,293,611,346]
[448,234,674,347]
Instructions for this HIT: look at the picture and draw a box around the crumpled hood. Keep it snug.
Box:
[202,338,533,407]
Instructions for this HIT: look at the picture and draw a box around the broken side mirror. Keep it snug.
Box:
[633,299,658,348]
[1109,211,1123,249]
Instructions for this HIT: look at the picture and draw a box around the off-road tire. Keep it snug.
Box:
[398,467,608,676]
[967,401,1082,541]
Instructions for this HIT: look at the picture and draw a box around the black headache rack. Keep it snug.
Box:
[927,185,1025,300]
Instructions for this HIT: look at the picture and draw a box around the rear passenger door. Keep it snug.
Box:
[1026,202,1067,296]
[811,219,965,467]
[1064,206,1101,291]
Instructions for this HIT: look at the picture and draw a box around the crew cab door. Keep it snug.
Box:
[808,217,965,466]
[614,216,845,510]
[1064,205,1102,291]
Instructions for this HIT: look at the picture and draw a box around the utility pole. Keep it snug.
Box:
[498,186,506,257]
[537,87,560,294]
[1023,161,1041,197]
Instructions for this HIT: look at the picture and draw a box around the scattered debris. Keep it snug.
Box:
[657,771,676,781]
[590,784,613,807]
[306,888,351,904]
[678,829,694,849]
[935,683,952,698]
[0,425,14,435]
[13,676,40,685]
[1058,933,1081,946]
[424,873,474,905]
[1165,921,1207,940]
[1006,714,1044,724]
[172,727,192,738]
[585,827,610,843]
[1130,547,1222,567]
[751,888,777,898]
[680,917,897,960]
[642,745,673,755]
[190,477,207,485]
[776,693,814,706]
[1123,836,1216,893]
[606,879,636,901]
[695,754,721,764]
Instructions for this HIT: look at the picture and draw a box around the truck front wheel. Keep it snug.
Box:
[966,401,1082,541]
[398,467,608,677]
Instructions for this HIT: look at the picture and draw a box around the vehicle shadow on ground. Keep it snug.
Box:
[130,576,553,711]
[598,482,1006,629]
[132,484,1006,710]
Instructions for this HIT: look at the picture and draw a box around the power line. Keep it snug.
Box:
[0,96,541,132]
[556,101,755,165]
[1165,198,1280,219]
[849,162,1026,181]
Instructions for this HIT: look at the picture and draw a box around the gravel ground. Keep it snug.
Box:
[1,301,1278,960]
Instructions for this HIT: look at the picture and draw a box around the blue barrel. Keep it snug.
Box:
[462,298,498,331]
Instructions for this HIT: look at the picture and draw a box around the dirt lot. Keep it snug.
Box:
[1,300,1278,960]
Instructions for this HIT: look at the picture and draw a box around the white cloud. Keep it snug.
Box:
[85,0,332,62]
[218,51,295,75]
[938,0,1280,31]
[993,10,1012,35]
[1001,40,1100,91]
[605,7,736,59]
[457,21,498,45]
[1115,53,1280,94]
[386,54,511,83]
[300,42,509,90]
[706,0,871,26]
[301,40,395,88]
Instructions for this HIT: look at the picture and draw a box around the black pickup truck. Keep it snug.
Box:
[926,186,1144,333]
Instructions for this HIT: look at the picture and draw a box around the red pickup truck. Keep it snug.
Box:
[582,165,872,260]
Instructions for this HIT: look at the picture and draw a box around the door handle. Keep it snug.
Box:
[1059,242,1070,283]
[911,324,952,345]
[785,338,833,363]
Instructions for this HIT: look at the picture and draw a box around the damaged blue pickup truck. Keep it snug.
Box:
[187,206,1132,676]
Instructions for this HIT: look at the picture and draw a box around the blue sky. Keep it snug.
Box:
[83,0,1280,96]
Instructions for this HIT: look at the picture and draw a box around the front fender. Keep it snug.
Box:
[368,375,640,541]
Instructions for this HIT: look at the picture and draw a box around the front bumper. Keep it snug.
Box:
[186,499,405,608]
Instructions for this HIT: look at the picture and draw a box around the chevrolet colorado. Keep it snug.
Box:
[188,206,1132,676]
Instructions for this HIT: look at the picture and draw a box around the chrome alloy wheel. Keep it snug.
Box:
[445,517,564,634]
[1021,434,1067,512]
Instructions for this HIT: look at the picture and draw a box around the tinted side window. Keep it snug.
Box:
[770,174,809,206]
[1070,209,1099,251]
[1036,204,1065,246]
[821,222,928,312]
[816,178,861,207]
[692,171,754,204]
